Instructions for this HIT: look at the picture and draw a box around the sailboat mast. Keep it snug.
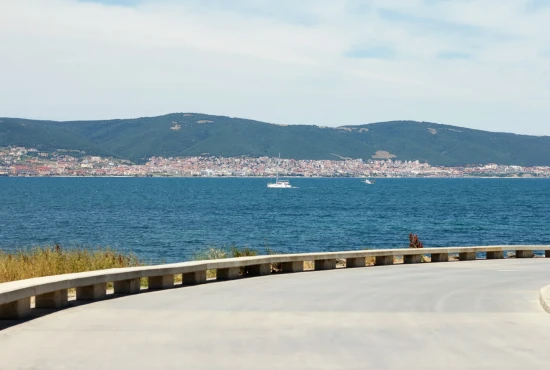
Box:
[276,153,280,181]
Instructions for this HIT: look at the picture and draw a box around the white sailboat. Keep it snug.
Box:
[268,154,292,188]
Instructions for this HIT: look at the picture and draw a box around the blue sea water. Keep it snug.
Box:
[1,177,549,263]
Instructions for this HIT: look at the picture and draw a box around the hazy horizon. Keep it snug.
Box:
[1,0,549,135]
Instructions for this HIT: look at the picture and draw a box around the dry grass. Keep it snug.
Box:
[0,245,143,283]
[194,247,229,279]
[193,245,261,278]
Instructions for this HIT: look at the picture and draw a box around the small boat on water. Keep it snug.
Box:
[363,179,376,185]
[267,179,292,189]
[268,154,293,188]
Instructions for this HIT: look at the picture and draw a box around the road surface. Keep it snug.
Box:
[1,259,550,369]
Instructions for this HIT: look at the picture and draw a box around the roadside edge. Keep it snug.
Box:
[539,285,550,314]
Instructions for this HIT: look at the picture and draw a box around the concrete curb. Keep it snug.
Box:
[539,285,550,314]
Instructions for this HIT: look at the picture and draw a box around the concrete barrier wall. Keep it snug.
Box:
[1,245,549,319]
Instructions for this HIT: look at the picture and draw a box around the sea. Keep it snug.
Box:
[1,177,549,263]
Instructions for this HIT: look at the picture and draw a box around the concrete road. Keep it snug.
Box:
[1,259,550,370]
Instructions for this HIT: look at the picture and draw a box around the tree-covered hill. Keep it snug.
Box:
[1,113,549,166]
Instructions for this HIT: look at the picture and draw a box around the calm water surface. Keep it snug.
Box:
[1,178,549,262]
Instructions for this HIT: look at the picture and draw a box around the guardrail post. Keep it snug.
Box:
[431,253,449,262]
[247,263,271,276]
[183,270,207,285]
[516,250,534,258]
[404,255,422,264]
[375,256,393,266]
[486,251,504,259]
[114,278,141,294]
[459,252,476,261]
[76,283,107,300]
[281,261,304,273]
[35,289,69,308]
[217,267,240,280]
[315,259,336,270]
[346,257,366,268]
[148,275,175,290]
[0,298,31,319]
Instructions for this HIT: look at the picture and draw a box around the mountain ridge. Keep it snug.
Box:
[1,113,549,166]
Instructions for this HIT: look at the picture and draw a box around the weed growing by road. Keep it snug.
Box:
[0,245,143,283]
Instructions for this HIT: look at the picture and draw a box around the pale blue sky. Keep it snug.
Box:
[0,0,549,135]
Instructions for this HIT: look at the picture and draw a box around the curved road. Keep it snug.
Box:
[2,259,550,369]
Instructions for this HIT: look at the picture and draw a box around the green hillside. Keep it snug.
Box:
[1,113,549,166]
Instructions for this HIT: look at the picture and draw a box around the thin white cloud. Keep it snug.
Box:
[0,0,549,135]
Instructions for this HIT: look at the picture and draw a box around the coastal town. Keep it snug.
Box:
[1,146,550,178]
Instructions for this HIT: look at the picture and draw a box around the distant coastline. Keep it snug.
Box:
[2,114,550,167]
[0,175,545,179]
[2,146,549,179]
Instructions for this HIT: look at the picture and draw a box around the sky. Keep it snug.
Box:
[1,0,549,135]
